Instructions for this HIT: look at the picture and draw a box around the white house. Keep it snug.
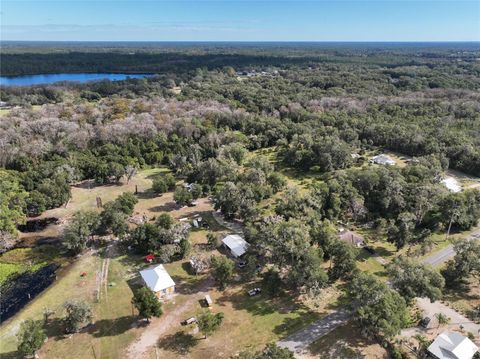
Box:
[427,331,478,359]
[139,264,175,299]
[222,234,249,258]
[370,154,396,166]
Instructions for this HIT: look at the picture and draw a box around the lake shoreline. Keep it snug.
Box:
[0,72,154,87]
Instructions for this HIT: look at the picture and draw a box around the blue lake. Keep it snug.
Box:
[0,73,152,86]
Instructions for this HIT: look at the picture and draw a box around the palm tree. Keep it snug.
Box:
[435,313,450,328]
[414,334,430,354]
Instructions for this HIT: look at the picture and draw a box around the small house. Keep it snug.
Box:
[139,264,175,299]
[222,234,249,258]
[369,154,396,166]
[339,230,364,248]
[427,331,478,359]
[204,294,213,307]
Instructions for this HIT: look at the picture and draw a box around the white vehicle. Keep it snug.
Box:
[247,288,261,296]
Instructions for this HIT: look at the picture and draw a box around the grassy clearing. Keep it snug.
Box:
[356,251,388,280]
[308,322,388,358]
[154,281,320,359]
[39,253,143,359]
[0,252,101,355]
[0,249,146,358]
[0,246,62,284]
[41,167,167,220]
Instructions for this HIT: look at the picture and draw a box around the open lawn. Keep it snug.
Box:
[153,281,320,359]
[10,167,215,284]
[37,168,167,221]
[356,249,388,280]
[0,247,149,359]
[0,246,62,284]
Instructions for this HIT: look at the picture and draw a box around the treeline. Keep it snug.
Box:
[1,52,310,77]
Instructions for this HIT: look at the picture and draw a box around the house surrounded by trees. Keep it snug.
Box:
[221,234,249,258]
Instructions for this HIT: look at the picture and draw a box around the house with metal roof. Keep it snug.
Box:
[139,264,175,299]
[221,234,249,258]
[369,154,396,166]
[427,331,478,359]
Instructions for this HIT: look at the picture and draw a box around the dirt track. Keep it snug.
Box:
[125,277,214,359]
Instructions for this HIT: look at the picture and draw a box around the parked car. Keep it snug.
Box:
[181,317,197,325]
[238,260,247,268]
[420,317,431,328]
[247,288,261,296]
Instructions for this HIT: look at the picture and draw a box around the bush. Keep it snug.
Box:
[152,177,168,194]
[63,300,92,333]
[17,319,46,357]
[152,174,176,194]
[173,186,193,206]
[210,255,235,289]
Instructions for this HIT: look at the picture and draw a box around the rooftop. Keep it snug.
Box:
[427,331,479,359]
[139,264,175,293]
[371,154,396,166]
[222,234,249,257]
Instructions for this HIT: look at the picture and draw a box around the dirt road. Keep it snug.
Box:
[125,277,214,359]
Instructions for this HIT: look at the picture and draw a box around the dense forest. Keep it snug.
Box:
[1,44,480,349]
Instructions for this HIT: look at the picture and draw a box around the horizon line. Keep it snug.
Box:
[1,40,480,43]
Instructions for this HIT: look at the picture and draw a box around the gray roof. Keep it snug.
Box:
[222,234,249,257]
[428,331,478,359]
[339,230,364,245]
[371,154,396,166]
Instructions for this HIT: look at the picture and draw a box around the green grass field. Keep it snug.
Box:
[0,246,62,284]
[0,250,145,358]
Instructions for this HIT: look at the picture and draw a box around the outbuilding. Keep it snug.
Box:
[222,234,249,258]
[339,230,365,248]
[369,154,396,166]
[427,331,478,359]
[139,264,175,299]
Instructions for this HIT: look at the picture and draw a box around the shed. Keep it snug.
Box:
[205,294,213,307]
[427,331,478,359]
[370,154,396,166]
[139,264,175,299]
[222,234,249,258]
[339,231,364,247]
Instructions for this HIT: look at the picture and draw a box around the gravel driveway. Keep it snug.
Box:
[416,297,480,337]
[277,310,350,355]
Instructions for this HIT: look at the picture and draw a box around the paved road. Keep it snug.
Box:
[423,229,480,267]
[277,310,350,355]
[416,297,480,337]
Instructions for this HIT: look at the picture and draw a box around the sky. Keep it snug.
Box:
[1,0,479,42]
